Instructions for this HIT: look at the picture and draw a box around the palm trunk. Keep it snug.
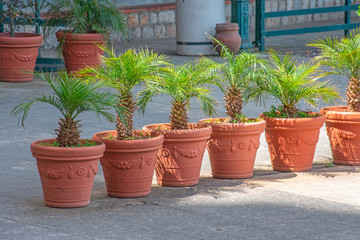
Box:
[55,117,81,147]
[225,86,243,122]
[170,100,188,130]
[116,93,136,140]
[346,77,360,112]
[283,104,297,118]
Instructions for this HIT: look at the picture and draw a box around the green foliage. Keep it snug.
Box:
[39,139,97,147]
[81,46,168,98]
[255,50,339,118]
[11,72,125,143]
[309,32,360,81]
[138,59,219,127]
[263,106,320,118]
[0,0,45,37]
[232,113,260,123]
[44,0,127,36]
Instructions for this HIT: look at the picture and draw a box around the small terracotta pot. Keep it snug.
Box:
[199,118,266,178]
[0,33,43,82]
[92,130,164,197]
[56,31,104,73]
[30,139,105,208]
[321,106,360,165]
[213,23,241,54]
[261,114,325,172]
[143,123,212,187]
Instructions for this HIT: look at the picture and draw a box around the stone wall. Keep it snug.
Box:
[121,0,360,42]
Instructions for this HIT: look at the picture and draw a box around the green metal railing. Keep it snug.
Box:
[254,0,360,51]
[0,0,63,71]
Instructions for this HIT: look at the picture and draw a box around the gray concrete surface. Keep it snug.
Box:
[1,28,360,240]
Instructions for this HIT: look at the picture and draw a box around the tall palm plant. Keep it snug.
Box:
[308,32,360,112]
[80,47,168,140]
[257,50,339,118]
[138,59,219,130]
[44,0,126,36]
[11,72,124,147]
[211,39,267,122]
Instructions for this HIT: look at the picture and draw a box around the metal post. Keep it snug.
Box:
[231,0,253,49]
[0,1,3,33]
[254,0,265,51]
[345,0,351,36]
[35,0,40,34]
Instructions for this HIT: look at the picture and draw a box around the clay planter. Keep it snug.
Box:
[262,114,325,172]
[56,31,104,73]
[321,106,360,165]
[213,23,242,55]
[143,123,212,187]
[92,130,164,197]
[199,118,266,179]
[0,33,43,82]
[30,139,105,208]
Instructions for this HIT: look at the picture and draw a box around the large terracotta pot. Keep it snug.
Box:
[92,130,164,197]
[199,118,266,178]
[30,139,105,208]
[321,106,360,165]
[56,31,104,73]
[213,23,241,55]
[143,123,212,187]
[0,33,43,82]
[262,114,325,172]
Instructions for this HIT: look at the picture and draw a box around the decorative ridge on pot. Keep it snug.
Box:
[145,123,212,140]
[215,23,239,31]
[261,114,326,128]
[322,106,360,122]
[0,33,43,46]
[56,31,105,43]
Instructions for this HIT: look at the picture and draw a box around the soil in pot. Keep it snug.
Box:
[321,106,360,165]
[30,139,105,208]
[143,123,212,187]
[199,118,266,178]
[262,114,325,172]
[56,31,104,73]
[92,130,164,197]
[0,33,43,82]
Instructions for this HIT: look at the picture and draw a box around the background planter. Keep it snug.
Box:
[213,23,241,54]
[322,106,360,165]
[199,118,265,178]
[262,114,325,172]
[56,31,104,73]
[30,139,105,208]
[92,130,164,197]
[0,33,43,82]
[143,124,211,187]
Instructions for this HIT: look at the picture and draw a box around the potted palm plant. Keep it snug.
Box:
[44,0,127,73]
[0,0,44,82]
[309,33,360,165]
[199,40,267,179]
[81,47,167,198]
[11,72,124,208]
[141,59,218,187]
[257,50,339,172]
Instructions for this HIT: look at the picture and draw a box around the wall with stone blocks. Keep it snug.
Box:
[122,0,360,41]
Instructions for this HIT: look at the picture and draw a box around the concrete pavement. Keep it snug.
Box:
[1,27,360,240]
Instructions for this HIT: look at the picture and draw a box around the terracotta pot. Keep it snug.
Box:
[321,106,360,165]
[199,118,266,178]
[0,33,43,82]
[30,139,105,208]
[56,31,104,73]
[262,114,325,172]
[143,123,212,187]
[92,130,164,197]
[213,23,241,55]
